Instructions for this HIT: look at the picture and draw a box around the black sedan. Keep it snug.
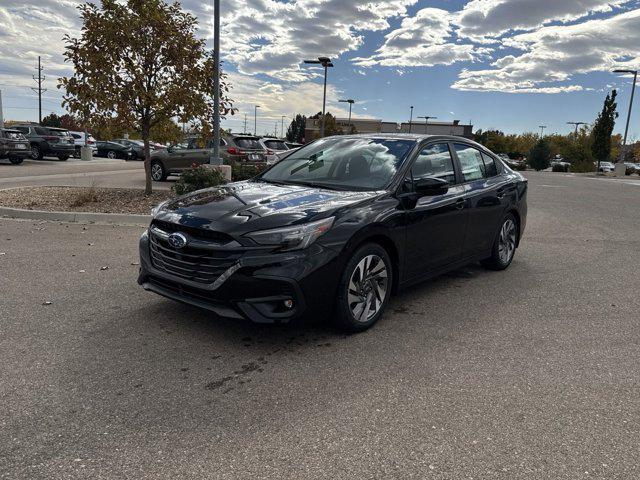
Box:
[95,141,133,159]
[138,134,527,332]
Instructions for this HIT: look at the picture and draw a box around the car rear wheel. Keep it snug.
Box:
[107,150,117,159]
[481,213,518,271]
[30,145,43,160]
[9,156,24,165]
[334,243,392,333]
[150,161,167,181]
[73,147,81,158]
[57,154,69,161]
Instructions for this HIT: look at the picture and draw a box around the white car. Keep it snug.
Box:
[259,138,289,164]
[69,131,97,157]
[595,161,615,173]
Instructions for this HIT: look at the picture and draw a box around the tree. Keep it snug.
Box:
[286,114,306,143]
[60,0,235,194]
[41,113,62,128]
[528,138,551,171]
[591,89,618,168]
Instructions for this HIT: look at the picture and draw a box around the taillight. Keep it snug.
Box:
[267,149,274,155]
[43,135,57,141]
[227,147,246,155]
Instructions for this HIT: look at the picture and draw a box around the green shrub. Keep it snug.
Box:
[171,164,226,196]
[528,139,551,171]
[231,163,270,181]
[569,161,595,173]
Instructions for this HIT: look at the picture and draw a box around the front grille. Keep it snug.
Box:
[149,231,242,284]
[151,220,234,244]
[148,276,229,307]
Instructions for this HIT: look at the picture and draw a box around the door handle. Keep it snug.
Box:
[455,198,465,210]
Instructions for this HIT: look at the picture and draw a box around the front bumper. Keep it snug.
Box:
[137,229,341,323]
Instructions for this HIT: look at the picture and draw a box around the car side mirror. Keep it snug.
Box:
[414,177,449,196]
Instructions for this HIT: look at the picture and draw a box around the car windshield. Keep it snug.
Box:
[260,136,416,190]
[49,129,69,137]
[235,137,261,149]
[264,140,288,150]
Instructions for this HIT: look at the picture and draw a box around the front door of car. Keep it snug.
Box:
[166,141,191,170]
[401,142,468,281]
[452,143,512,258]
[187,138,210,167]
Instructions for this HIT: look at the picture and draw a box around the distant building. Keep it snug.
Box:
[305,117,473,141]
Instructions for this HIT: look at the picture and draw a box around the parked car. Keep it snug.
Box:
[95,141,134,159]
[550,158,571,172]
[69,131,97,157]
[149,137,213,181]
[139,134,527,332]
[258,138,289,164]
[623,162,638,175]
[0,128,31,164]
[221,134,267,164]
[596,161,615,173]
[12,124,75,160]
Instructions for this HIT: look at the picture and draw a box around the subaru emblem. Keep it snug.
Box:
[167,232,188,249]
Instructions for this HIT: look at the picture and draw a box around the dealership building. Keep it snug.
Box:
[305,117,473,141]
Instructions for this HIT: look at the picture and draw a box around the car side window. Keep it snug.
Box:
[481,152,499,177]
[411,143,456,186]
[454,144,485,182]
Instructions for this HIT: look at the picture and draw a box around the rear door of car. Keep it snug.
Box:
[452,143,513,259]
[401,142,468,280]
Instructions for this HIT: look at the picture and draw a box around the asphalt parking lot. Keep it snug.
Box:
[1,172,640,479]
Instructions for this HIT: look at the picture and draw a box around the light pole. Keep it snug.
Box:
[567,121,587,139]
[211,0,221,165]
[281,115,286,139]
[254,105,260,136]
[408,106,414,133]
[339,99,355,131]
[418,115,437,134]
[304,57,334,137]
[613,69,638,162]
[539,125,547,137]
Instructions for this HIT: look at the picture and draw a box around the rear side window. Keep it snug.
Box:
[481,152,499,177]
[411,143,456,185]
[454,144,485,182]
[35,127,49,135]
[234,138,261,149]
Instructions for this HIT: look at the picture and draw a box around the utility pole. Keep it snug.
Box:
[210,0,221,165]
[274,121,278,137]
[613,69,638,163]
[408,106,414,133]
[566,121,587,139]
[281,115,286,139]
[303,57,334,137]
[539,125,547,137]
[0,89,4,128]
[243,113,247,134]
[418,115,437,134]
[254,105,260,136]
[31,56,47,125]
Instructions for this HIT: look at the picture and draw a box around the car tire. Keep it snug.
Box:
[334,243,393,333]
[481,213,518,271]
[57,154,69,161]
[9,156,24,165]
[73,147,81,158]
[30,145,43,160]
[150,160,167,182]
[107,150,117,159]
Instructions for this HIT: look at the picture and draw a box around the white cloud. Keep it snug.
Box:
[353,8,491,68]
[452,8,640,92]
[454,0,632,41]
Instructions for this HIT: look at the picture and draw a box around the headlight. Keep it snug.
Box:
[245,217,334,250]
[151,200,169,217]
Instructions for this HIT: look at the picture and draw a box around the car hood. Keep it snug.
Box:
[154,180,380,235]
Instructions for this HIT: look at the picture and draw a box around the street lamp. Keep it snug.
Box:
[281,115,286,139]
[613,69,638,162]
[211,0,221,165]
[254,105,260,136]
[567,121,587,138]
[418,115,437,134]
[339,99,355,131]
[539,125,547,137]
[408,106,414,133]
[304,57,334,137]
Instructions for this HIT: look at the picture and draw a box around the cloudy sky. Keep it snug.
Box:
[1,0,640,137]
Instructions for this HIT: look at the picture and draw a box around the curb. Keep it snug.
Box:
[0,206,150,226]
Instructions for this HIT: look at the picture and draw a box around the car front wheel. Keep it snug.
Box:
[482,213,518,271]
[150,161,167,181]
[31,145,43,160]
[9,156,24,165]
[335,243,392,332]
[107,150,117,159]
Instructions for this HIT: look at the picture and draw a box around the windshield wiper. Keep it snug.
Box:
[285,180,349,191]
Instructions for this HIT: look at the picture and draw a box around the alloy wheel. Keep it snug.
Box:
[498,218,517,264]
[151,163,163,181]
[347,254,388,323]
[31,146,40,159]
[107,150,116,159]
